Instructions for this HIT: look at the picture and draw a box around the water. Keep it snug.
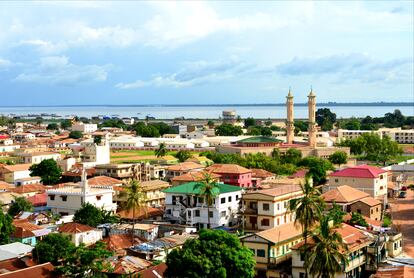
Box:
[0,105,412,119]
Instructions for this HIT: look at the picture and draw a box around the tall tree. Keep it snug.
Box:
[306,216,348,278]
[316,108,337,131]
[0,210,14,244]
[123,180,147,245]
[29,158,62,185]
[289,178,325,278]
[33,233,75,264]
[215,124,243,136]
[155,142,167,158]
[329,151,348,168]
[73,203,104,227]
[194,173,220,229]
[69,130,83,139]
[166,229,255,278]
[244,117,256,128]
[174,150,193,162]
[8,196,33,217]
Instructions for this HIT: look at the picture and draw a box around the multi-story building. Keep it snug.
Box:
[95,163,152,183]
[390,129,414,144]
[71,122,98,133]
[207,164,253,188]
[163,182,242,229]
[11,133,35,142]
[15,151,61,164]
[110,136,144,149]
[322,185,382,221]
[241,222,303,278]
[113,180,170,207]
[326,165,388,200]
[46,170,117,215]
[0,164,32,183]
[165,162,205,180]
[222,110,237,124]
[338,128,414,144]
[242,184,303,231]
[71,138,110,166]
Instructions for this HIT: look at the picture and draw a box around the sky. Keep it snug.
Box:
[0,1,413,105]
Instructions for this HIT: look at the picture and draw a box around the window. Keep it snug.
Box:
[195,210,200,217]
[376,207,379,212]
[335,179,338,183]
[61,195,67,202]
[257,249,265,257]
[300,253,305,261]
[48,195,55,201]
[276,218,280,225]
[221,211,226,218]
[263,203,270,211]
[299,273,305,278]
[228,196,232,202]
[198,197,204,203]
[209,211,213,218]
[277,203,280,210]
[96,195,102,201]
[236,195,239,200]
[221,197,225,204]
[188,210,191,217]
[357,209,361,214]
[261,218,270,226]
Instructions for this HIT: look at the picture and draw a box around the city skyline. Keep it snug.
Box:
[0,1,413,106]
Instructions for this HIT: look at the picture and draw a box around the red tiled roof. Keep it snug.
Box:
[27,193,47,207]
[167,162,205,172]
[0,258,28,273]
[11,184,46,194]
[372,266,414,278]
[206,164,251,174]
[250,168,274,179]
[88,176,123,186]
[137,263,167,278]
[322,185,370,204]
[171,171,221,182]
[289,169,308,179]
[0,164,32,173]
[330,165,386,179]
[58,222,95,234]
[101,234,143,252]
[344,213,382,227]
[13,219,43,232]
[11,227,35,239]
[0,262,56,278]
[117,207,164,220]
[0,181,13,190]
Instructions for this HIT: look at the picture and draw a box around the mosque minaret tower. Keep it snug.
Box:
[286,89,294,144]
[307,88,317,148]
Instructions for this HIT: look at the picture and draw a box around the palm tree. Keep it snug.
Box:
[194,173,220,229]
[123,180,147,245]
[307,216,348,278]
[155,143,167,158]
[288,177,325,278]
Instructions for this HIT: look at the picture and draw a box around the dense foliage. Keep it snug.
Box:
[29,158,62,184]
[166,229,255,278]
[348,212,368,227]
[8,196,33,217]
[99,119,128,130]
[338,133,402,165]
[328,151,348,167]
[327,202,346,225]
[73,203,119,227]
[33,233,75,264]
[298,156,334,185]
[69,130,83,139]
[0,210,14,244]
[214,124,243,136]
[46,123,59,130]
[174,150,193,162]
[316,108,337,131]
[246,126,272,136]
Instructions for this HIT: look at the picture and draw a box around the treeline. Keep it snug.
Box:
[338,133,402,165]
[200,149,336,185]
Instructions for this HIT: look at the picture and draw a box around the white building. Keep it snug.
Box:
[190,139,210,148]
[0,164,32,183]
[72,122,98,133]
[109,223,159,241]
[338,128,414,144]
[15,152,61,164]
[11,133,35,142]
[121,118,135,125]
[71,138,110,166]
[389,129,414,144]
[58,222,103,246]
[110,136,144,149]
[46,169,117,215]
[164,182,242,229]
[164,141,195,150]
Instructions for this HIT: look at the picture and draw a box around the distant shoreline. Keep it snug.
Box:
[0,102,413,108]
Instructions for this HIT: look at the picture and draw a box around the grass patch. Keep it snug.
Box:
[383,214,392,227]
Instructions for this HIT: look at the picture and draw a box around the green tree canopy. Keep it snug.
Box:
[46,123,59,130]
[299,156,334,185]
[29,158,62,185]
[215,124,243,136]
[69,130,83,139]
[60,119,72,130]
[282,148,302,165]
[73,203,104,227]
[0,210,14,244]
[316,108,336,131]
[348,212,368,227]
[33,233,75,264]
[155,142,168,158]
[174,150,193,162]
[134,123,160,137]
[328,151,348,168]
[244,117,256,128]
[8,196,33,217]
[166,229,255,278]
[327,202,346,225]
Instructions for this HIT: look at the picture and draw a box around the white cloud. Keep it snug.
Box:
[0,58,13,70]
[14,56,111,85]
[116,57,255,89]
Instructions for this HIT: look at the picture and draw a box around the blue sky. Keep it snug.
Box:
[0,1,413,105]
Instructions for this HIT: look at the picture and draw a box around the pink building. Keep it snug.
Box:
[207,164,252,188]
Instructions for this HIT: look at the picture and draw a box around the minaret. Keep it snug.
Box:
[81,167,89,197]
[286,88,294,144]
[308,88,317,148]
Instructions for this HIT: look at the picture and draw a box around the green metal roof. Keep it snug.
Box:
[163,182,241,195]
[237,136,283,143]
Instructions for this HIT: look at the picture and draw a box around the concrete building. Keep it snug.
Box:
[326,165,388,200]
[242,185,303,231]
[15,151,61,164]
[241,222,303,277]
[338,128,414,144]
[0,164,32,183]
[322,185,382,221]
[95,162,153,182]
[207,164,253,188]
[71,138,110,166]
[58,222,103,246]
[110,136,144,149]
[46,169,117,215]
[71,122,98,133]
[164,182,242,229]
[166,162,205,180]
